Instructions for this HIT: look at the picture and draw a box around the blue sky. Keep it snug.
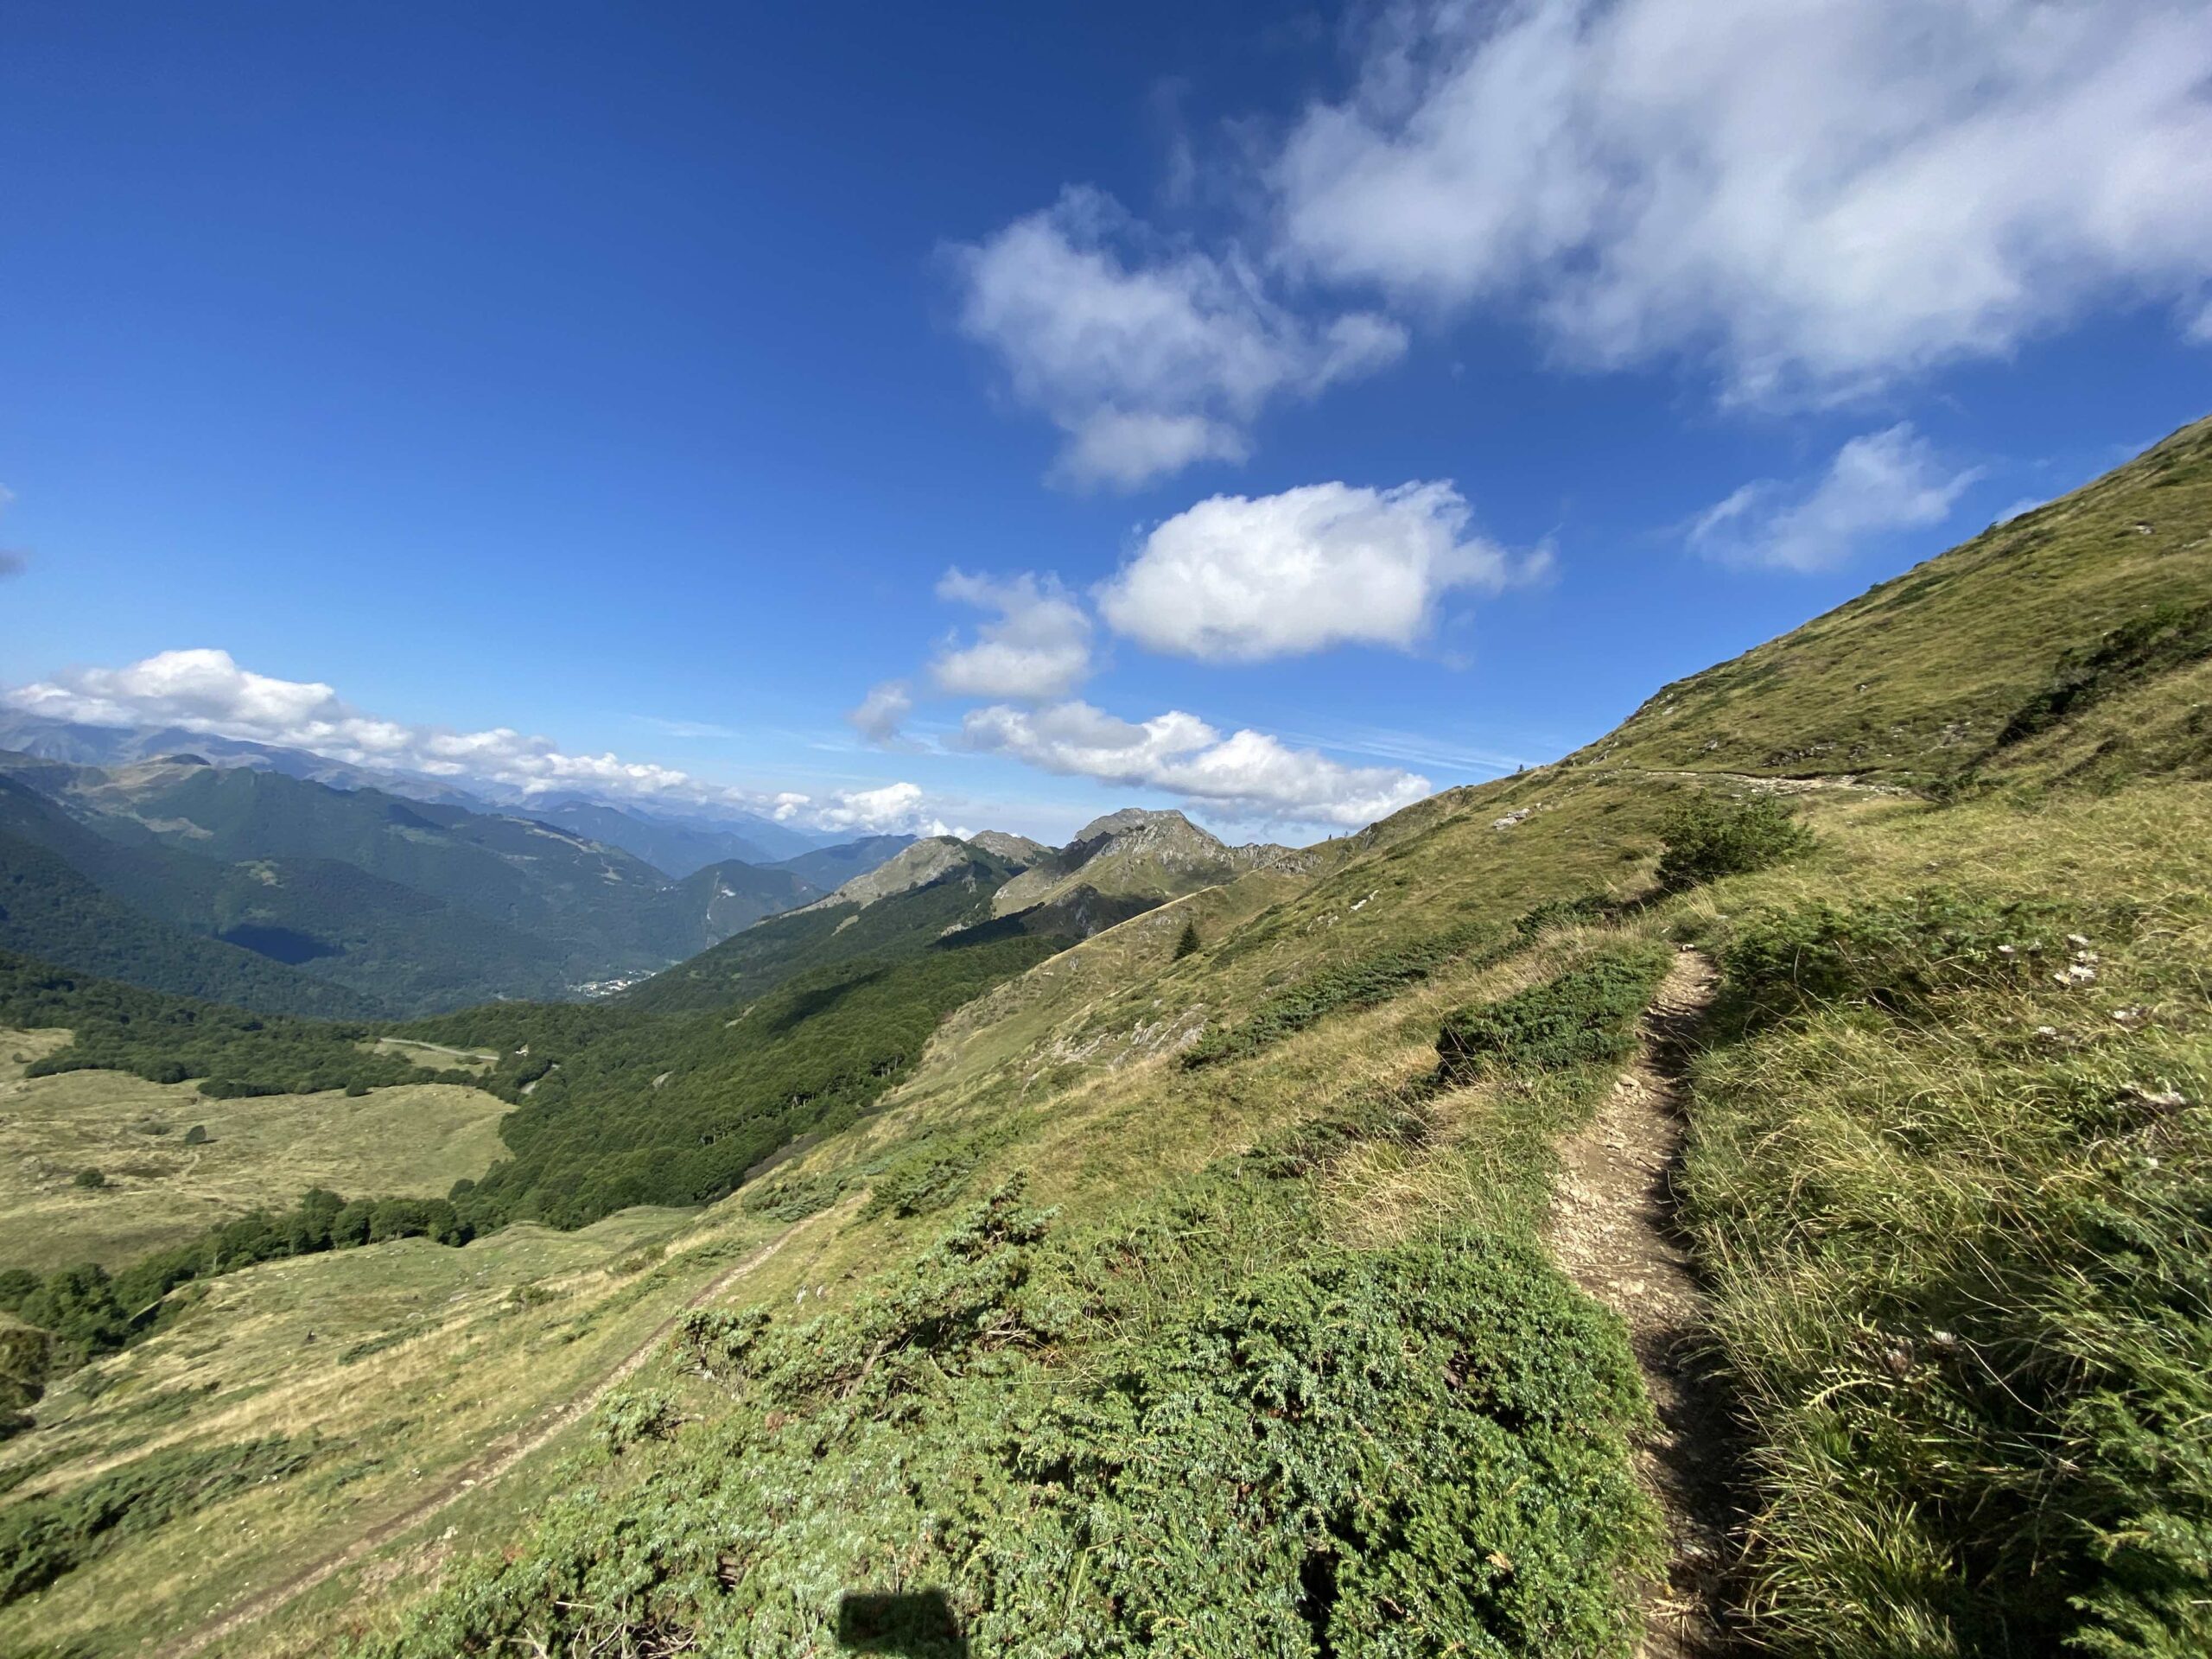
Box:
[3,2,2208,843]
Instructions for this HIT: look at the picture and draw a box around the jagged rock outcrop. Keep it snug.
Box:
[795,836,984,912]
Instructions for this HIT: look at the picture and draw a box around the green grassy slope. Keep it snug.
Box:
[1,416,2207,1659]
[624,849,1029,1014]
[1590,413,2212,785]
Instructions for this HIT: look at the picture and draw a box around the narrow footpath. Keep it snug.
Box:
[163,1215,820,1659]
[1548,947,1738,1657]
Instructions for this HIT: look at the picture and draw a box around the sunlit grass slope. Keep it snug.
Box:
[1594,412,2212,785]
[0,412,2205,1658]
[0,1039,508,1271]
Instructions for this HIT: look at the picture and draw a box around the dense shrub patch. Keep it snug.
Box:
[1993,600,2212,751]
[1435,947,1671,1084]
[0,950,436,1096]
[360,1174,1654,1659]
[1654,791,1815,892]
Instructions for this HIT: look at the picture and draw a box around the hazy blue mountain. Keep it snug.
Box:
[667,858,824,944]
[0,714,493,806]
[766,834,918,891]
[0,811,378,1018]
[530,798,791,876]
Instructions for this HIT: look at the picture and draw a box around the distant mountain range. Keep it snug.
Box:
[0,715,1314,1021]
[0,713,848,861]
[0,741,915,1016]
[625,807,1311,1013]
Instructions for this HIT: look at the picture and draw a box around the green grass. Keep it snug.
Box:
[1183,917,1503,1068]
[1674,783,2212,1656]
[0,1202,750,1657]
[0,1434,320,1605]
[0,1036,508,1272]
[359,1169,1656,1658]
[1590,413,2212,785]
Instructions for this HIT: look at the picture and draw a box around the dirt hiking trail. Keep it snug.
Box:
[1549,946,1739,1657]
[163,1215,820,1659]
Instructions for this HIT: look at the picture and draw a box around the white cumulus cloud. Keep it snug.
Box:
[1097,480,1533,662]
[1688,424,1979,571]
[1273,0,2212,403]
[949,186,1406,488]
[958,698,1429,829]
[930,570,1095,700]
[4,648,957,836]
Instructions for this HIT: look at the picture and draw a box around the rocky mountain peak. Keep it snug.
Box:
[1068,807,1210,847]
[966,830,1050,868]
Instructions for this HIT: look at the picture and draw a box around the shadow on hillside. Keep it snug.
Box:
[836,1588,968,1656]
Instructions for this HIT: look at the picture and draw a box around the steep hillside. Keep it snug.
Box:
[0,804,377,1019]
[0,757,830,1011]
[667,858,823,943]
[792,836,988,912]
[966,829,1049,866]
[1591,412,2212,785]
[625,842,1036,1014]
[0,772,575,1014]
[2,419,2207,1659]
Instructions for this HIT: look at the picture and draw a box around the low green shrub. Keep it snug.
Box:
[738,1171,843,1223]
[858,1128,1014,1220]
[359,1177,1655,1659]
[1435,947,1670,1083]
[1654,791,1815,891]
[0,1436,317,1604]
[1185,918,1502,1069]
[594,1388,683,1455]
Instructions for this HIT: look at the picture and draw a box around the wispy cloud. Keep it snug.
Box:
[629,715,741,740]
[0,485,24,578]
[847,680,916,747]
[1688,424,1979,571]
[1274,0,2212,404]
[1272,720,1533,777]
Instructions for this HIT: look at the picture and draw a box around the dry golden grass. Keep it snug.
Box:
[0,1046,511,1271]
[0,1194,825,1658]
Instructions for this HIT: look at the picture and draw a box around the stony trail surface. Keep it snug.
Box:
[1548,947,1739,1657]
